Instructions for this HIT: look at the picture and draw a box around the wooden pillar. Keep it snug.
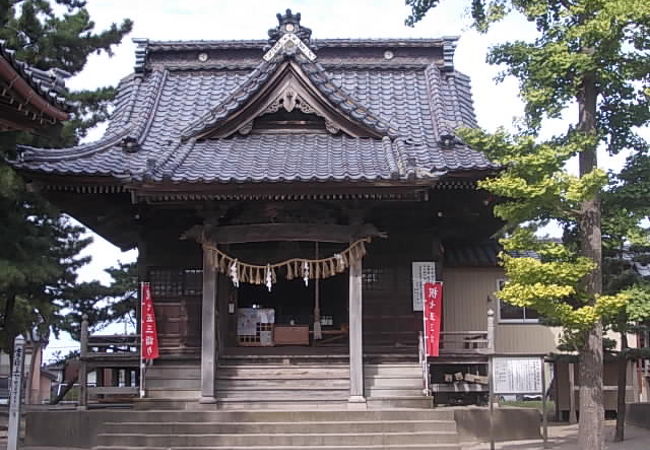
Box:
[200,245,217,403]
[348,257,366,404]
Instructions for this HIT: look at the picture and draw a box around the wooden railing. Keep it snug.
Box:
[78,316,140,407]
[438,308,496,355]
[438,331,490,354]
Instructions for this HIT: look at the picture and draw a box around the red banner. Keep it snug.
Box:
[423,281,443,357]
[140,282,159,360]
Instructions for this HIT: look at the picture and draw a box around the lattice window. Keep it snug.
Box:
[362,268,390,292]
[183,269,203,295]
[149,268,203,298]
[150,269,183,297]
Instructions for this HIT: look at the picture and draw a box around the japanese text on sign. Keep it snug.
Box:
[412,262,436,311]
[423,281,443,357]
[140,282,159,360]
[492,357,543,394]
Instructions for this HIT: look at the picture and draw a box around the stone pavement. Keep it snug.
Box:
[462,420,650,449]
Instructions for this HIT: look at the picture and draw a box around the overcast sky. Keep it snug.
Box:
[45,0,645,360]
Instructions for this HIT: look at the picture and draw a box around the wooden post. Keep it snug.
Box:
[542,359,549,448]
[554,362,561,421]
[200,245,217,403]
[487,308,495,354]
[487,307,496,450]
[348,257,365,404]
[568,362,577,424]
[78,315,89,409]
[313,242,322,340]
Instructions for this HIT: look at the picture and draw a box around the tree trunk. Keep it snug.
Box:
[577,71,604,450]
[50,375,78,405]
[615,332,628,442]
[2,293,17,369]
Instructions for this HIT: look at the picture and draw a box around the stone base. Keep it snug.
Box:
[347,395,368,409]
[198,396,217,404]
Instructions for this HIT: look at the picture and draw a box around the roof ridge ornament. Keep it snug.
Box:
[263,9,316,62]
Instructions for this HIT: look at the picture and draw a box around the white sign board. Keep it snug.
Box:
[492,356,543,394]
[412,262,436,311]
[8,335,25,450]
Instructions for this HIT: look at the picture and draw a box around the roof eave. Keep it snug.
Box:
[0,56,69,122]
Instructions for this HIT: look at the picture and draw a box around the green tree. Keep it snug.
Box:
[601,153,650,441]
[406,2,650,448]
[57,262,138,341]
[0,0,133,356]
[0,0,133,147]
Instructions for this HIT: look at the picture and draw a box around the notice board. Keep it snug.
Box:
[492,356,543,394]
[412,262,436,311]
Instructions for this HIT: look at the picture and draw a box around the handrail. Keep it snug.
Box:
[418,331,431,396]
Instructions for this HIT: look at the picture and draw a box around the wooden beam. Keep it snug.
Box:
[188,223,384,244]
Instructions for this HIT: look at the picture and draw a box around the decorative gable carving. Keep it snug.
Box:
[197,61,382,139]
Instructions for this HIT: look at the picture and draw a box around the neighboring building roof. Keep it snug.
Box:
[12,10,496,188]
[0,40,71,131]
[444,241,501,267]
[444,240,540,267]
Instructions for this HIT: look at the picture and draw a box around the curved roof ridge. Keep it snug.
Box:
[424,63,451,140]
[179,59,280,139]
[104,74,144,136]
[144,36,459,52]
[16,129,133,163]
[148,138,195,182]
[17,69,168,163]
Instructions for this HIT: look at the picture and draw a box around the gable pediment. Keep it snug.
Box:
[182,59,396,141]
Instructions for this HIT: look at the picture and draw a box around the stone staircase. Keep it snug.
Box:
[92,409,461,449]
[140,357,430,409]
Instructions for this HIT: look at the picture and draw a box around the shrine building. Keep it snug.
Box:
[13,10,573,411]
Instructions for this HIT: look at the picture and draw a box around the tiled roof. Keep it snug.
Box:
[0,40,72,113]
[12,17,496,186]
[144,38,459,51]
[444,241,539,267]
[180,53,399,140]
[156,135,400,183]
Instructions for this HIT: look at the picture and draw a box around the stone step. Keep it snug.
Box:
[193,400,352,410]
[366,388,426,397]
[147,376,422,390]
[96,430,459,447]
[94,445,461,450]
[146,379,353,390]
[365,377,423,388]
[217,368,350,379]
[215,391,350,401]
[367,397,435,409]
[103,419,456,434]
[118,409,454,421]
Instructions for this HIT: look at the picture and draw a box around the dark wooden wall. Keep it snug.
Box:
[362,228,438,347]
